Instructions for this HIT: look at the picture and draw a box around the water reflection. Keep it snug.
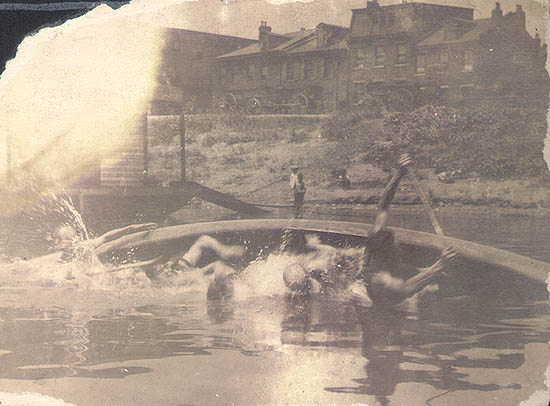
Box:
[274,287,549,404]
[0,286,547,404]
[302,295,548,405]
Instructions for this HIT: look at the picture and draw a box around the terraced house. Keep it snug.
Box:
[168,1,547,114]
[348,1,548,109]
[215,22,350,114]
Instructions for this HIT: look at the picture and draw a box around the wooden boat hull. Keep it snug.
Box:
[97,219,549,300]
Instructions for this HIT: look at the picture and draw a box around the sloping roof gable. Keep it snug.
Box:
[216,23,348,59]
[417,18,491,46]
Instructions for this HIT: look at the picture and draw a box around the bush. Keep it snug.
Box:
[323,104,548,179]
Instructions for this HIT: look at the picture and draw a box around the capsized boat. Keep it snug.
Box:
[97,219,550,301]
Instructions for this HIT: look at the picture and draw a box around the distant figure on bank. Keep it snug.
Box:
[289,166,299,192]
[152,235,245,300]
[293,173,306,219]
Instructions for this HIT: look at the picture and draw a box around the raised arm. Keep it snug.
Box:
[91,223,157,248]
[373,154,413,233]
[415,246,457,274]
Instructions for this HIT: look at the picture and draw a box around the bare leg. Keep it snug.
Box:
[180,235,244,267]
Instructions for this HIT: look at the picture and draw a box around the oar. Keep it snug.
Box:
[407,168,445,238]
[407,168,455,276]
[408,168,445,251]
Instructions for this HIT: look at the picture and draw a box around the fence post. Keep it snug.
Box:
[179,108,186,181]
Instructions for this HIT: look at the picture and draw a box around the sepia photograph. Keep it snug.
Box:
[0,0,549,405]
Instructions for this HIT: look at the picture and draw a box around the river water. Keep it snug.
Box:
[0,207,549,406]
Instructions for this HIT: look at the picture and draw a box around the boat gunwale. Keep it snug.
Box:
[96,219,550,284]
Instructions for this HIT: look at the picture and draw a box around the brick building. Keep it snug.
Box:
[214,22,350,113]
[151,28,256,114]
[153,2,547,114]
[349,1,548,109]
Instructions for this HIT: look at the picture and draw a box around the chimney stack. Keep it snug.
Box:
[491,2,502,19]
[259,21,272,52]
[515,4,526,29]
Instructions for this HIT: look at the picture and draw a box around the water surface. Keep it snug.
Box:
[0,210,548,406]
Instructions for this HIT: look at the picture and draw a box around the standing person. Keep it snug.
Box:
[294,173,306,219]
[289,166,299,193]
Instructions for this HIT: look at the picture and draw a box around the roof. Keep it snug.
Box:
[286,38,348,54]
[215,30,299,59]
[162,27,256,42]
[351,2,473,13]
[271,29,315,51]
[215,43,263,59]
[216,24,348,59]
[417,18,491,46]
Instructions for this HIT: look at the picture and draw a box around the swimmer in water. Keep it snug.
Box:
[361,154,457,306]
[53,222,158,268]
[282,154,457,307]
[152,235,245,300]
[281,231,365,300]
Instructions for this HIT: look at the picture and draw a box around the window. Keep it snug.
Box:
[461,85,474,97]
[440,85,450,97]
[396,44,408,65]
[294,62,301,80]
[286,63,294,81]
[324,59,334,79]
[375,47,385,66]
[427,53,438,66]
[318,58,325,78]
[221,66,234,83]
[439,51,449,65]
[357,48,367,58]
[305,59,315,80]
[415,55,426,74]
[286,62,300,81]
[463,50,474,72]
[248,63,256,79]
[261,65,268,80]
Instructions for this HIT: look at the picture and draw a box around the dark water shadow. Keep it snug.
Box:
[279,292,549,406]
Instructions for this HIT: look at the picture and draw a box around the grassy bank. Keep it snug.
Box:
[147,108,550,210]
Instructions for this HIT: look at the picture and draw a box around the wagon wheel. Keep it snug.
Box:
[291,94,309,114]
[218,93,237,113]
[246,97,262,115]
[388,89,415,112]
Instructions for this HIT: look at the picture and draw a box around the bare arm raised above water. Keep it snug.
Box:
[368,246,458,305]
[91,223,158,249]
[373,154,413,233]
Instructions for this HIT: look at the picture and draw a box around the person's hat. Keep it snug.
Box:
[291,165,298,169]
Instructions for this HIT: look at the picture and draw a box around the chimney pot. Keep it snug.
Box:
[492,2,503,19]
